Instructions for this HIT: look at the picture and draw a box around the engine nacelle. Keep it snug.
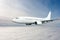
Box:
[35,21,42,25]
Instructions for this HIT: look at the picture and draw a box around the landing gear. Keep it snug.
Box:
[26,21,37,25]
[26,23,32,25]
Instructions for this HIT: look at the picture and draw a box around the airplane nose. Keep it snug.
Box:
[12,18,16,21]
[12,17,18,23]
[12,18,17,23]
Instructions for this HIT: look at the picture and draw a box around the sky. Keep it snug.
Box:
[0,0,60,26]
[0,0,60,19]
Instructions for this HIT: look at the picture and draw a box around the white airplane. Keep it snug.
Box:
[12,11,54,25]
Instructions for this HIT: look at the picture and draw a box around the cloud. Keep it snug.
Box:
[0,24,60,40]
[0,0,29,18]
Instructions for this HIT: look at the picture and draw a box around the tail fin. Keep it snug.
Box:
[45,11,51,20]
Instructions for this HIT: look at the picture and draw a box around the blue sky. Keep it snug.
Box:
[16,0,60,18]
[40,0,60,18]
[0,0,60,19]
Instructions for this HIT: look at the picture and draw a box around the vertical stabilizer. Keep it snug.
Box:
[45,11,51,20]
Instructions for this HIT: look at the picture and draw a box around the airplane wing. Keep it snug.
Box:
[41,19,60,24]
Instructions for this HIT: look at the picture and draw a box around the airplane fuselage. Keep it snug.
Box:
[12,17,44,24]
[12,11,52,25]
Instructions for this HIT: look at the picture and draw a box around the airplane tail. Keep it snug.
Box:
[45,11,51,20]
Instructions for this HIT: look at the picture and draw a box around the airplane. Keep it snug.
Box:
[12,11,54,25]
